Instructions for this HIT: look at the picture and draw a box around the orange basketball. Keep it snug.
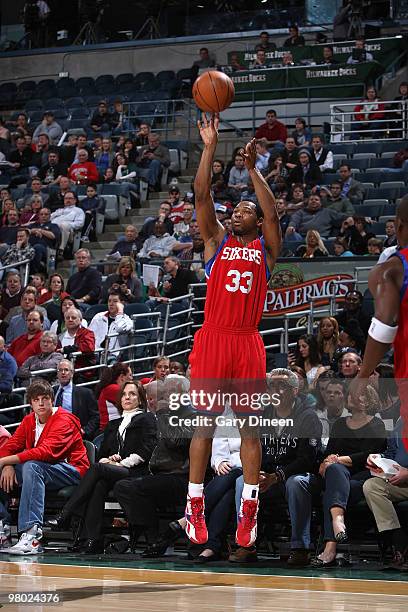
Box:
[192,70,235,113]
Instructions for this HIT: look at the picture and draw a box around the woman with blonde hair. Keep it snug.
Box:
[317,317,340,366]
[295,230,328,258]
[100,255,142,303]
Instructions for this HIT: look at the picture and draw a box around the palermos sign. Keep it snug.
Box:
[263,263,353,317]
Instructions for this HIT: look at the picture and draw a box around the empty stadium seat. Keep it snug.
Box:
[28,110,45,124]
[349,158,371,171]
[70,107,90,120]
[357,203,385,218]
[375,186,401,201]
[353,142,382,156]
[380,141,408,154]
[364,169,385,185]
[370,221,386,234]
[362,199,389,208]
[95,75,115,94]
[156,70,176,83]
[331,143,355,157]
[115,73,134,87]
[45,97,65,109]
[103,194,119,220]
[369,158,391,169]
[66,96,86,109]
[25,99,44,111]
[379,181,405,190]
[380,172,407,183]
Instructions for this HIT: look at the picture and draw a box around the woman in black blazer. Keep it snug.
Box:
[48,380,157,553]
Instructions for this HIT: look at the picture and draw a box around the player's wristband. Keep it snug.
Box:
[368,317,398,344]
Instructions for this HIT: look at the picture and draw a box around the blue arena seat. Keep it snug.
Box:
[70,107,90,120]
[331,142,356,158]
[25,99,44,111]
[156,70,176,83]
[353,141,382,156]
[380,141,408,155]
[66,97,86,109]
[115,73,134,87]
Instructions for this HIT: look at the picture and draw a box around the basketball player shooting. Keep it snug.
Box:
[185,113,281,548]
[352,195,408,450]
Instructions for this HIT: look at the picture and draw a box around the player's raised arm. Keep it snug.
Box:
[194,113,226,255]
[242,138,281,272]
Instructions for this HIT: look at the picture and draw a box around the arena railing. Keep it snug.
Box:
[330,99,408,142]
[0,259,31,286]
[161,293,195,359]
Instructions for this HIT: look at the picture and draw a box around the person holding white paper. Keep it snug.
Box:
[363,418,408,569]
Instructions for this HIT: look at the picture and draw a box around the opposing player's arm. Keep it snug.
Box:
[194,113,226,260]
[242,139,281,273]
[358,257,402,379]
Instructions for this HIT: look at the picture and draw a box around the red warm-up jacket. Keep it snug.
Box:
[354,100,385,122]
[0,408,89,477]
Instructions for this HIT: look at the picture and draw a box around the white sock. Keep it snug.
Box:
[242,483,259,501]
[26,525,39,536]
[188,482,204,498]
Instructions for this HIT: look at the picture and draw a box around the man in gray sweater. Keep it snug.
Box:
[285,194,353,240]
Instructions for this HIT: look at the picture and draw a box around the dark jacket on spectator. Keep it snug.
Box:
[66,265,102,304]
[149,403,195,475]
[260,398,322,481]
[0,349,17,393]
[139,216,174,241]
[165,268,197,299]
[98,411,157,475]
[288,163,323,188]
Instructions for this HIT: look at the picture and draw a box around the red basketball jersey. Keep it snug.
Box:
[203,234,270,329]
[393,247,408,379]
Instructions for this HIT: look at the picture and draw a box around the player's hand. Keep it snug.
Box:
[197,113,219,147]
[241,138,257,171]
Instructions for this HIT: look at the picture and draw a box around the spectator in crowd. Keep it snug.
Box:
[134,123,151,147]
[288,150,323,190]
[35,133,53,168]
[136,133,170,190]
[333,1,352,41]
[95,363,134,430]
[275,197,290,234]
[94,138,115,176]
[347,36,374,64]
[8,137,35,186]
[140,356,170,386]
[0,209,20,246]
[0,334,17,407]
[30,273,47,300]
[338,164,365,205]
[137,221,177,260]
[13,113,31,138]
[264,154,289,192]
[101,256,142,304]
[37,150,68,185]
[0,272,23,323]
[290,334,326,387]
[0,228,35,270]
[233,369,322,565]
[339,215,376,256]
[312,385,386,568]
[0,379,89,554]
[255,110,288,147]
[49,296,86,335]
[115,375,194,551]
[367,237,383,257]
[229,53,246,72]
[158,256,197,301]
[32,111,63,145]
[333,237,354,257]
[68,149,99,185]
[250,49,270,70]
[292,118,312,147]
[38,273,69,309]
[321,182,355,215]
[29,207,61,269]
[173,202,195,240]
[255,139,271,172]
[139,202,174,243]
[286,184,306,215]
[354,86,385,138]
[114,152,137,183]
[338,350,362,380]
[321,46,338,65]
[284,25,305,47]
[47,380,157,554]
[19,196,42,226]
[0,196,15,227]
[167,186,186,224]
[17,330,62,385]
[66,249,102,306]
[317,379,350,449]
[192,47,216,83]
[383,220,397,248]
[6,287,49,344]
[286,194,351,240]
[338,319,366,355]
[363,418,408,569]
[317,317,340,367]
[50,191,85,258]
[8,308,44,367]
[90,101,113,134]
[78,183,106,242]
[57,307,95,376]
[295,229,329,258]
[108,225,143,259]
[310,135,334,173]
[389,81,408,138]
[21,177,49,209]
[228,153,250,200]
[111,100,132,134]
[255,31,277,52]
[335,289,370,335]
[46,176,73,212]
[89,291,133,361]
[0,117,10,142]
[53,359,100,439]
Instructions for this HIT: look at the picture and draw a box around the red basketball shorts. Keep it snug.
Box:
[188,323,266,415]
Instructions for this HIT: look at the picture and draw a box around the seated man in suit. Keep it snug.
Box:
[54,359,100,440]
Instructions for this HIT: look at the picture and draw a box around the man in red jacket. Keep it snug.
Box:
[68,149,99,185]
[255,109,288,148]
[0,379,89,554]
[8,309,44,367]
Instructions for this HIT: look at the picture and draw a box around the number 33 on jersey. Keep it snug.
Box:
[204,234,270,329]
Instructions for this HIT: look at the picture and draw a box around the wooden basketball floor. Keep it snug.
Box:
[1,553,408,611]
